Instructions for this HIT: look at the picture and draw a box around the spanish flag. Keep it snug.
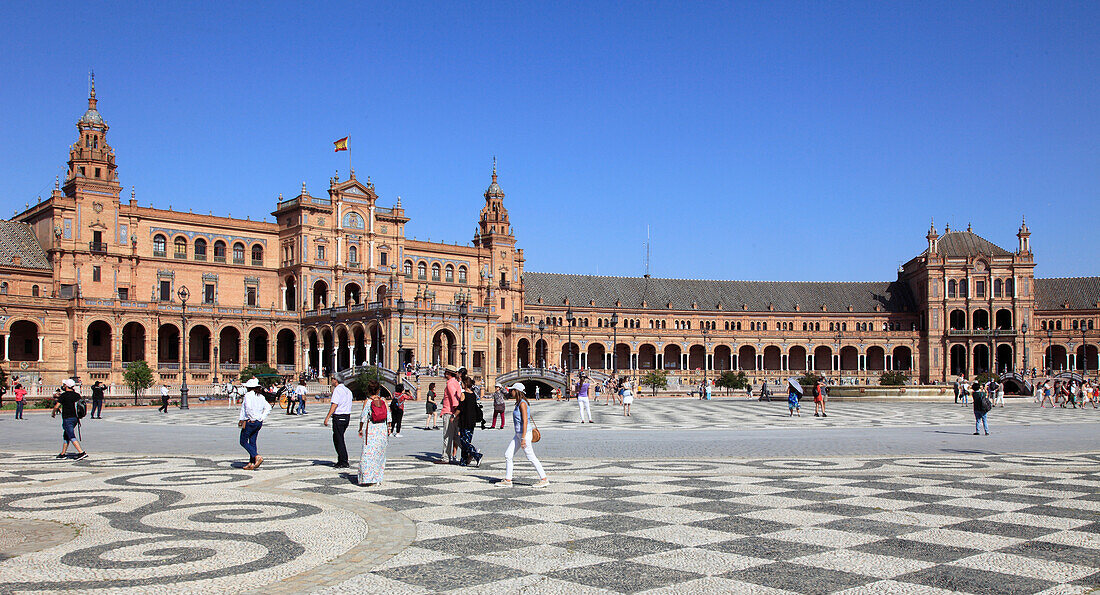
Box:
[334,136,349,152]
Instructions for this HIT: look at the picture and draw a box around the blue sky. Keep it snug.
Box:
[2,2,1097,280]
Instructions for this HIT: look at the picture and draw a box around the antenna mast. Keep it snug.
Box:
[644,225,651,278]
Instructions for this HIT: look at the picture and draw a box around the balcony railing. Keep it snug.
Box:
[277,364,297,373]
[221,363,241,371]
[214,255,226,263]
[189,363,211,370]
[158,362,180,370]
[251,259,263,267]
[153,250,167,258]
[233,257,246,265]
[87,361,111,369]
[88,242,108,254]
[194,253,207,261]
[948,328,1017,337]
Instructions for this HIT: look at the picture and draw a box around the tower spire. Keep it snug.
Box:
[492,156,497,183]
[88,70,97,110]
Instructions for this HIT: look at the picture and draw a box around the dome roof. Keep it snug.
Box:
[485,180,504,196]
[79,108,104,126]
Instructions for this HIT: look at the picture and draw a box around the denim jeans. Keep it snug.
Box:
[297,397,305,415]
[458,427,479,463]
[62,417,79,443]
[15,401,23,419]
[91,399,103,418]
[974,412,988,433]
[239,420,262,462]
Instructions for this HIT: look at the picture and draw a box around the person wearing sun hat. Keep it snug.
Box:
[238,378,273,470]
[498,382,548,488]
[51,378,87,460]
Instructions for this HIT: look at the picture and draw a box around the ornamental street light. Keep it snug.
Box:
[1020,321,1028,376]
[397,297,405,371]
[610,312,619,376]
[458,294,469,368]
[71,340,78,384]
[702,326,709,381]
[1046,327,1054,375]
[538,319,546,369]
[565,308,575,389]
[178,285,190,410]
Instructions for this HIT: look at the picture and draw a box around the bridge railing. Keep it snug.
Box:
[335,365,418,397]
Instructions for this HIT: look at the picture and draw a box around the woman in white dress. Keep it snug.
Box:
[621,380,634,416]
[357,381,391,486]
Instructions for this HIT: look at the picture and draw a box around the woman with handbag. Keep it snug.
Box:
[498,382,549,488]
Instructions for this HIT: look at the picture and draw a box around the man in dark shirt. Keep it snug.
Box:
[51,379,87,460]
[90,381,105,419]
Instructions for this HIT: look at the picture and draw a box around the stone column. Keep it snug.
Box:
[38,336,44,362]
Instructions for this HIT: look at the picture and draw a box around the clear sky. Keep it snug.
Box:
[2,2,1097,281]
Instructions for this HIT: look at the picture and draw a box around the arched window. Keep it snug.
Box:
[0,282,7,294]
[232,243,245,264]
[993,278,1003,297]
[251,245,263,266]
[174,236,187,258]
[348,246,358,264]
[31,285,40,297]
[458,266,468,284]
[342,211,365,229]
[947,280,957,298]
[194,238,207,260]
[153,234,167,256]
[445,265,454,283]
[213,240,227,262]
[431,263,441,281]
[1005,278,1015,296]
[403,260,413,277]
[417,262,427,280]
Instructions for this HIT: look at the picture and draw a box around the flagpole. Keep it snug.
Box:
[348,135,352,177]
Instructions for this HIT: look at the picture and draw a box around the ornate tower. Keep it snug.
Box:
[476,157,513,245]
[63,73,119,196]
[1017,217,1031,255]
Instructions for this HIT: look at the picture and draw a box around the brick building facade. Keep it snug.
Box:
[0,84,1097,392]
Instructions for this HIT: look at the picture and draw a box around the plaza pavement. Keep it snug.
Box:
[0,399,1096,593]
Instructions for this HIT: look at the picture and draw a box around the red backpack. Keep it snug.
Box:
[370,399,388,423]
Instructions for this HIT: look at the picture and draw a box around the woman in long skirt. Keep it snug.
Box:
[358,381,391,486]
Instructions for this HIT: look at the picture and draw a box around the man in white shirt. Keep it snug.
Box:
[238,378,273,470]
[158,384,170,413]
[296,381,308,415]
[323,376,353,468]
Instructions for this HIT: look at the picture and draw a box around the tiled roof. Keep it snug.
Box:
[930,231,1012,258]
[1034,277,1100,311]
[0,221,50,270]
[522,272,916,313]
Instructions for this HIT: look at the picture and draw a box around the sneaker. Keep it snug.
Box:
[496,479,513,487]
[822,413,827,417]
[814,413,819,417]
[588,420,594,423]
[984,432,989,435]
[533,478,550,488]
[473,453,483,468]
[55,453,67,459]
[973,432,980,435]
[74,452,88,460]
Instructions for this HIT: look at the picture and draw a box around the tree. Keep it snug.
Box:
[640,370,668,396]
[797,371,825,390]
[123,360,154,406]
[352,366,383,400]
[879,370,910,386]
[240,364,281,388]
[716,370,749,394]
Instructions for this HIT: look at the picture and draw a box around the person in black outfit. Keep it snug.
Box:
[455,377,483,467]
[90,381,105,419]
[52,379,87,460]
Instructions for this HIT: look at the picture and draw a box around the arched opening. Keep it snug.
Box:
[762,346,781,370]
[368,323,384,367]
[432,328,457,367]
[336,327,350,371]
[319,328,333,375]
[174,236,187,258]
[972,309,990,330]
[814,346,833,371]
[285,276,296,311]
[588,343,606,369]
[1077,344,1098,372]
[233,242,246,264]
[995,309,1013,330]
[86,321,112,364]
[535,339,548,368]
[188,324,211,364]
[344,282,361,306]
[663,344,682,370]
[431,263,441,282]
[352,325,366,366]
[639,344,657,370]
[688,344,706,370]
[949,310,967,330]
[973,344,990,375]
[7,321,38,362]
[194,238,207,260]
[213,240,226,262]
[248,328,269,364]
[866,346,885,371]
[950,344,967,376]
[892,346,912,371]
[614,343,631,370]
[840,346,859,371]
[158,324,180,364]
[277,329,295,367]
[376,285,387,304]
[561,342,581,370]
[738,345,756,370]
[496,338,503,372]
[714,345,732,370]
[517,338,530,368]
[417,262,427,280]
[121,322,146,363]
[996,344,1013,373]
[219,327,241,366]
[312,280,328,309]
[788,345,807,371]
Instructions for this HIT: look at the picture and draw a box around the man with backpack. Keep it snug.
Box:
[90,380,106,419]
[52,379,88,460]
[973,380,992,435]
[323,376,353,468]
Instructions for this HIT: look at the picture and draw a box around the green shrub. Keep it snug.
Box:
[879,371,910,386]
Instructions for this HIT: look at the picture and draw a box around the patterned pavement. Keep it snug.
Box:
[0,451,1097,593]
[98,397,1098,432]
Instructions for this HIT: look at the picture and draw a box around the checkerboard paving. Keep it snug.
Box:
[287,454,1100,594]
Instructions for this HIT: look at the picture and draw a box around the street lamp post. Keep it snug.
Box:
[213,346,219,384]
[397,297,405,372]
[1020,321,1028,376]
[1082,324,1089,378]
[610,312,619,377]
[71,340,78,383]
[990,328,998,375]
[701,326,709,382]
[565,308,575,389]
[178,285,190,410]
[458,294,468,368]
[1046,328,1054,375]
[538,320,546,369]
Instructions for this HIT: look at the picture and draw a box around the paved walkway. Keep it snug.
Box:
[0,452,1096,593]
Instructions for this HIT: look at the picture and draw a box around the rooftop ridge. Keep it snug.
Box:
[525,271,897,285]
